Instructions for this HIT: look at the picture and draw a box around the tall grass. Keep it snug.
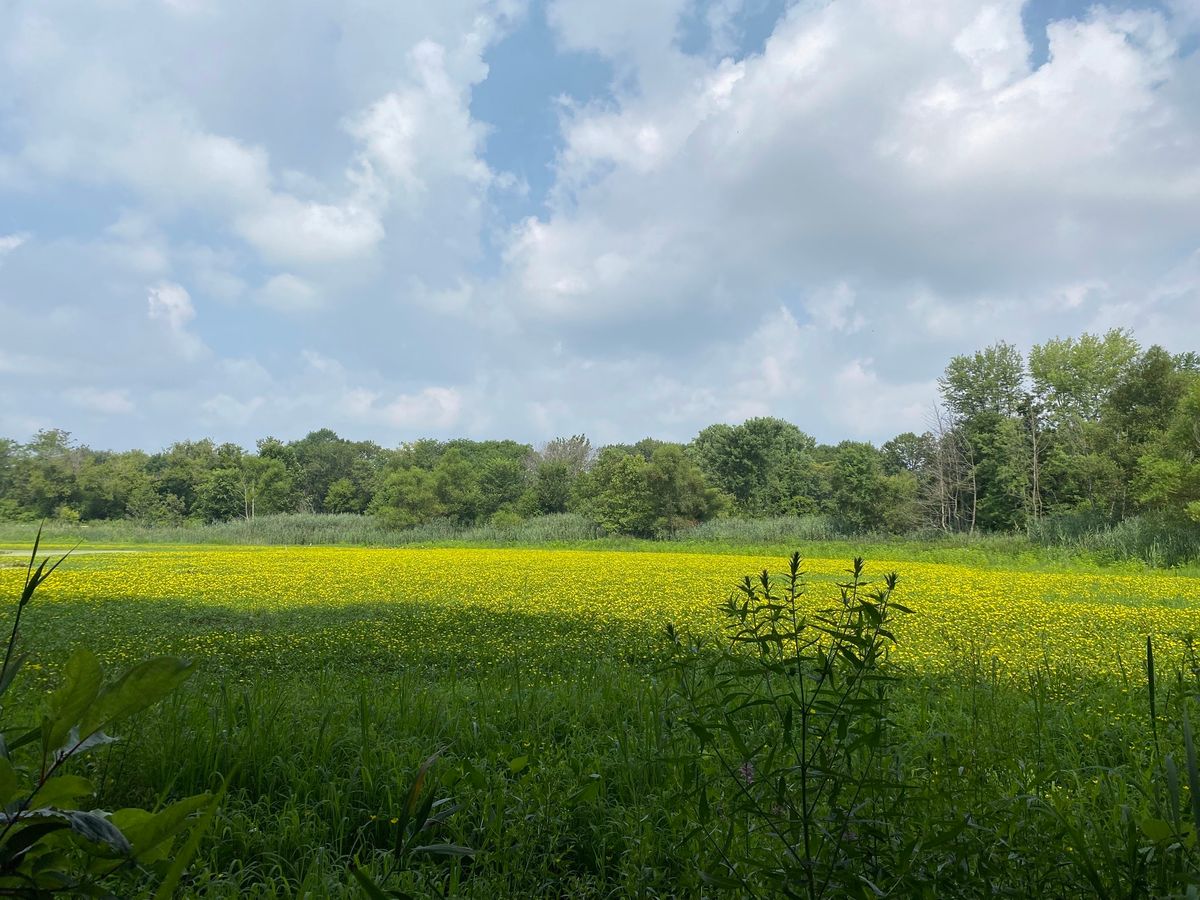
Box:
[100,635,1200,897]
[9,539,1200,895]
[1030,512,1200,568]
[4,511,1198,572]
[0,513,604,549]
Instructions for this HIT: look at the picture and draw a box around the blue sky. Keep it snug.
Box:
[1,0,1198,450]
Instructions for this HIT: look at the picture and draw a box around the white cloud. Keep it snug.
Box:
[64,387,135,415]
[147,280,195,331]
[234,197,385,266]
[829,360,936,437]
[255,273,322,312]
[2,0,1199,449]
[490,0,1200,431]
[348,40,494,199]
[147,280,206,359]
[337,383,464,430]
[381,386,464,428]
[201,393,264,425]
[0,233,28,262]
[549,0,690,65]
[805,282,864,333]
[0,2,512,281]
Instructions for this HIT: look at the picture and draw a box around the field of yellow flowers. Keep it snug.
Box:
[4,544,1200,897]
[5,545,1199,678]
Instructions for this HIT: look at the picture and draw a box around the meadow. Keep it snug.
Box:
[3,544,1200,896]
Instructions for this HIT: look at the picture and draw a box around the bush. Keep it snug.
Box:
[1030,511,1200,567]
[0,529,219,895]
[662,554,910,896]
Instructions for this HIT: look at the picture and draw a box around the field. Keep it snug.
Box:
[4,545,1200,896]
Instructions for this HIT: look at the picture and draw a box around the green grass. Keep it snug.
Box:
[102,643,1200,896]
[5,544,1200,896]
[3,512,1192,575]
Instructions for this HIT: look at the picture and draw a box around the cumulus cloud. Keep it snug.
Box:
[147,280,195,331]
[345,385,466,429]
[255,273,322,313]
[517,0,1200,335]
[64,387,135,416]
[2,0,1199,449]
[470,0,1200,440]
[0,1,512,278]
[0,233,28,263]
[201,393,265,426]
[147,280,206,359]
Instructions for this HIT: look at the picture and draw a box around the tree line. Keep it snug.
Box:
[1,329,1197,538]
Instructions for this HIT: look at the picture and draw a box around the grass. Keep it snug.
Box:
[4,545,1200,895]
[3,512,1194,575]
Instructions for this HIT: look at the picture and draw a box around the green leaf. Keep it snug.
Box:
[0,652,28,699]
[570,775,602,805]
[507,755,529,775]
[152,784,225,900]
[30,775,94,810]
[114,794,212,863]
[1140,817,1173,843]
[350,861,397,900]
[0,758,19,806]
[0,821,70,867]
[81,657,195,735]
[42,649,102,756]
[7,726,41,755]
[411,843,475,857]
[67,810,131,856]
[56,729,118,764]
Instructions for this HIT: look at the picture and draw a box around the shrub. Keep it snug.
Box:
[662,553,910,897]
[0,529,218,896]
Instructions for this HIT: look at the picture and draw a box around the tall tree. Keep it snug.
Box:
[691,417,818,515]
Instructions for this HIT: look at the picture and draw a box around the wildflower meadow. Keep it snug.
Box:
[3,543,1200,896]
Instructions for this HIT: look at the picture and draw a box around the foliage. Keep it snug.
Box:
[692,417,821,516]
[1,328,1199,561]
[3,544,1196,896]
[663,554,910,897]
[0,530,216,896]
[350,752,473,899]
[576,445,723,536]
[1030,329,1139,425]
[939,341,1027,419]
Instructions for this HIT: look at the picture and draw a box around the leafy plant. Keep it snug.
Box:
[350,751,473,899]
[0,528,218,897]
[662,553,911,898]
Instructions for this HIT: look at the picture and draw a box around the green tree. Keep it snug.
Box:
[324,477,365,514]
[245,455,297,516]
[578,449,657,536]
[646,444,724,533]
[939,342,1026,420]
[532,460,574,514]
[477,457,528,518]
[149,439,220,516]
[692,418,819,515]
[1136,375,1200,519]
[431,449,483,524]
[193,467,244,522]
[939,343,1031,531]
[290,430,383,512]
[880,432,934,477]
[829,441,887,533]
[1029,329,1139,426]
[13,429,80,518]
[370,467,443,528]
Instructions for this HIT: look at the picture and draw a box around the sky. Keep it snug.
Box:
[1,0,1198,451]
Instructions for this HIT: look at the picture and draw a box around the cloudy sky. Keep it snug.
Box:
[1,0,1198,450]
